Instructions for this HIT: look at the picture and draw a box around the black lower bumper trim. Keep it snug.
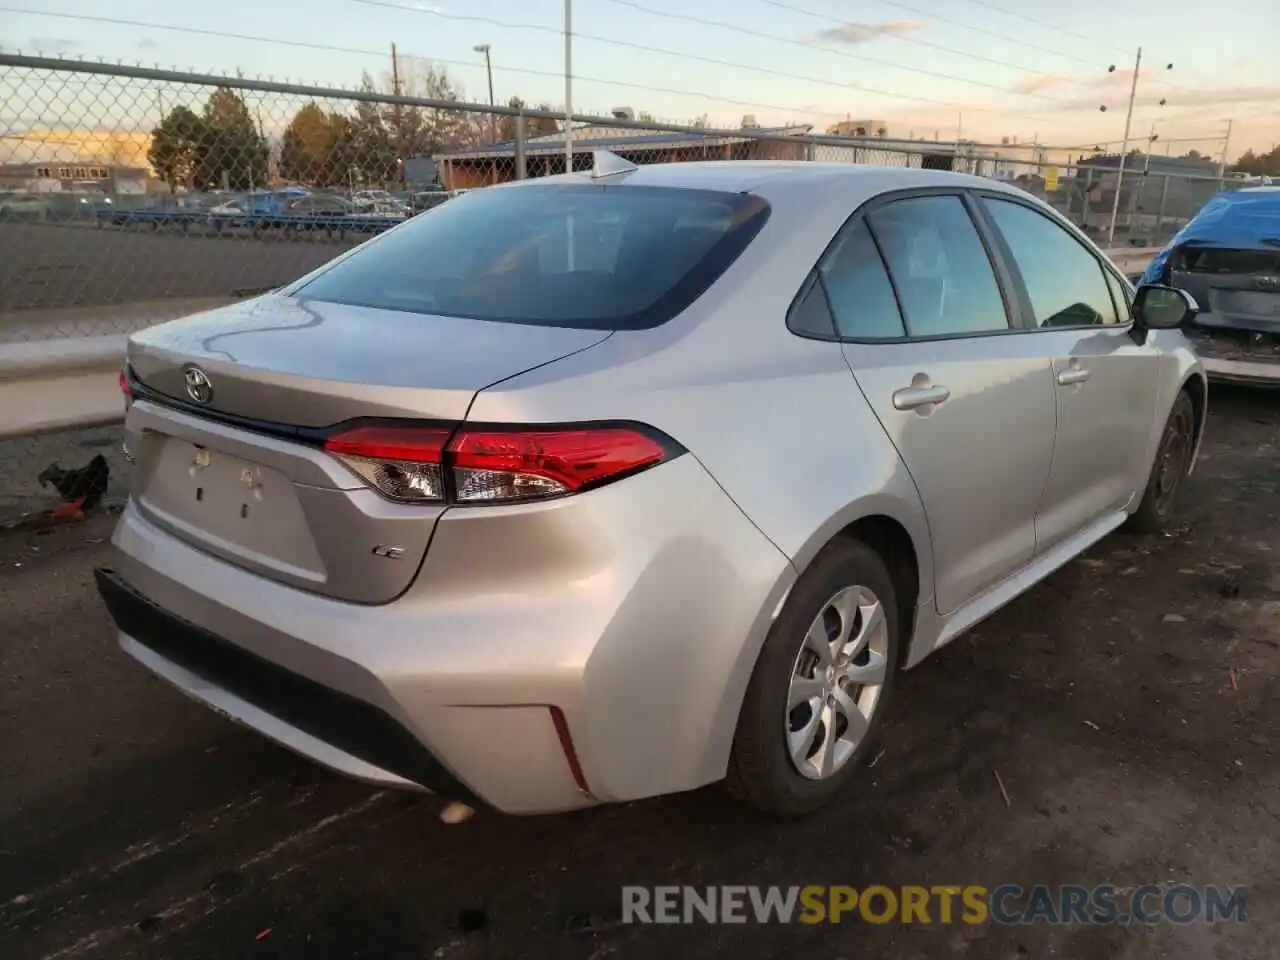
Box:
[94,567,478,803]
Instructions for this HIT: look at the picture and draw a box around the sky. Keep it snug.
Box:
[2,0,1277,157]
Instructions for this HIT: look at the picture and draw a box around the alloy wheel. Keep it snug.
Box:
[785,585,890,780]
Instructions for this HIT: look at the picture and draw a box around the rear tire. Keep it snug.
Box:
[727,538,900,817]
[1125,389,1196,535]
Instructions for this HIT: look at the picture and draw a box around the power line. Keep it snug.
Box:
[7,4,1208,144]
[348,0,1067,122]
[946,0,1131,55]
[0,7,936,124]
[600,0,1080,104]
[755,0,1069,78]
[854,0,1100,66]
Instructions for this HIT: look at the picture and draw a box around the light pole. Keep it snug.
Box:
[473,43,496,144]
[564,0,573,174]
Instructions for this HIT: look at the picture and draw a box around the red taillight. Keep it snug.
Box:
[449,428,667,502]
[323,426,451,504]
[323,423,674,505]
[118,368,132,399]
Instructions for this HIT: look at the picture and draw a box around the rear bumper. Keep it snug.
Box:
[96,567,477,799]
[99,454,794,814]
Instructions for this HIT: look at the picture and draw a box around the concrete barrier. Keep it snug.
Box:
[0,335,128,439]
[0,245,1165,440]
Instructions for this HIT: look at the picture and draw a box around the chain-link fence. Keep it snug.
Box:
[0,53,1253,522]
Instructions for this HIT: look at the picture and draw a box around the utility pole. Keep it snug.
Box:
[391,42,405,186]
[1107,46,1142,246]
[1219,118,1233,188]
[563,0,573,174]
[473,44,496,144]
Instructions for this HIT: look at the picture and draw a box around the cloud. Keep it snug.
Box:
[808,20,925,45]
[1051,84,1280,112]
[26,37,78,55]
[1011,74,1073,95]
[137,38,160,52]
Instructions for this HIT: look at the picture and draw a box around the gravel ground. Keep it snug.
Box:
[0,385,1276,960]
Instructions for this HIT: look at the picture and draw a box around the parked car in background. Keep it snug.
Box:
[399,188,450,214]
[0,191,52,220]
[100,156,1207,819]
[351,189,397,210]
[1142,187,1280,385]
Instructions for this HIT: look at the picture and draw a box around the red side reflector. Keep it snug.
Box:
[323,425,451,464]
[448,428,666,492]
[548,706,591,795]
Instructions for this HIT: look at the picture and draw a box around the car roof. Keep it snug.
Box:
[502,158,1023,204]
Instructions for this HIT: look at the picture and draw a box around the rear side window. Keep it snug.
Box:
[818,219,906,339]
[292,184,770,330]
[980,196,1120,327]
[867,196,1009,337]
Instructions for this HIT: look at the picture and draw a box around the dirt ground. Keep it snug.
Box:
[0,386,1276,960]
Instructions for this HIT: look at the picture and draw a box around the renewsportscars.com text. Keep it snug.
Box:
[621,884,1248,926]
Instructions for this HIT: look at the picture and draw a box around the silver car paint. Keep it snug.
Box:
[108,161,1206,813]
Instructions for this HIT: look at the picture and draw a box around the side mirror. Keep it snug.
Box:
[1132,283,1199,330]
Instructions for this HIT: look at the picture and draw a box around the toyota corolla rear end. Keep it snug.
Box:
[96,174,794,814]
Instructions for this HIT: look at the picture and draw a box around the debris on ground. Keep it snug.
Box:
[1229,669,1239,691]
[1162,613,1187,623]
[993,769,1011,808]
[36,453,111,520]
[440,802,475,825]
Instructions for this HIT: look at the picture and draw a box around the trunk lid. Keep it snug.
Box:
[123,294,611,603]
[1172,245,1280,336]
[127,294,610,425]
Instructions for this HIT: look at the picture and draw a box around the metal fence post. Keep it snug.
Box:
[1155,173,1169,235]
[515,111,527,180]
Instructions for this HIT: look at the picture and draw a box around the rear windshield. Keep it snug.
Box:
[291,183,770,330]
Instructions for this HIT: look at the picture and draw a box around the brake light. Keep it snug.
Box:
[449,428,667,502]
[118,368,132,399]
[322,423,675,505]
[323,426,450,503]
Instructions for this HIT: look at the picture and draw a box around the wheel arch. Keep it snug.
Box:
[783,494,934,672]
[1181,371,1208,474]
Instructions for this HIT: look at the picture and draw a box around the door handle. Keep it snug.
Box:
[1056,368,1091,386]
[892,384,951,410]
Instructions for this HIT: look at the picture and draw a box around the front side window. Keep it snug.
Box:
[867,196,1009,337]
[293,184,770,330]
[980,196,1120,327]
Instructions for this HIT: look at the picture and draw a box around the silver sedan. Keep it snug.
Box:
[98,156,1207,817]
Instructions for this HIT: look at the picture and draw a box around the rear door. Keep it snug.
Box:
[972,192,1160,550]
[809,190,1058,615]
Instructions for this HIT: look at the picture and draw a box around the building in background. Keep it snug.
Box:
[433,121,816,190]
[826,119,890,137]
[0,161,151,194]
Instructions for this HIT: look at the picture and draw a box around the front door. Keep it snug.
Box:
[973,193,1161,550]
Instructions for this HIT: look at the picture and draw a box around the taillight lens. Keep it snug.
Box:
[323,426,450,503]
[322,423,675,505]
[449,428,667,502]
[119,367,133,410]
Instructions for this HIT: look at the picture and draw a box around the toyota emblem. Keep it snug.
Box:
[183,365,214,404]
